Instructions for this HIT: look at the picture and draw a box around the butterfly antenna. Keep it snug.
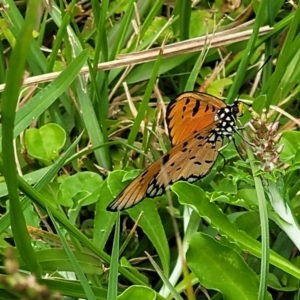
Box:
[237,55,272,101]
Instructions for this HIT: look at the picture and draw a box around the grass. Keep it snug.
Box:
[1,1,300,300]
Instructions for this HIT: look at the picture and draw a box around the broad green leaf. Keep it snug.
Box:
[128,200,170,276]
[107,170,170,276]
[280,131,300,161]
[187,233,272,300]
[120,257,149,285]
[252,94,267,114]
[94,179,118,250]
[143,16,173,44]
[213,178,237,194]
[25,123,66,165]
[171,182,300,280]
[0,166,51,198]
[19,249,103,275]
[268,273,298,292]
[207,78,233,97]
[0,134,83,237]
[189,10,214,38]
[117,286,156,300]
[232,211,261,239]
[57,172,103,208]
[13,50,89,141]
[23,203,40,228]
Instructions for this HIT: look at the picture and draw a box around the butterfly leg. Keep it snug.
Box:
[234,129,255,147]
[232,137,246,161]
[218,151,227,172]
[217,139,232,172]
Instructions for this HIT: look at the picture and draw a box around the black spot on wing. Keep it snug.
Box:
[162,153,170,165]
[194,161,202,165]
[181,141,189,153]
[141,169,149,177]
[192,100,200,117]
[185,98,190,105]
[197,135,205,140]
[204,104,209,112]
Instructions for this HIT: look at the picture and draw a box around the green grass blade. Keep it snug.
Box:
[2,0,42,276]
[146,253,183,300]
[0,132,83,235]
[178,0,190,41]
[226,0,268,103]
[0,162,148,285]
[75,75,111,170]
[127,50,163,147]
[185,51,206,91]
[46,0,78,73]
[1,0,46,73]
[177,0,191,90]
[127,0,164,51]
[108,0,135,60]
[40,278,107,298]
[48,209,97,300]
[128,201,170,277]
[265,4,300,107]
[246,147,270,300]
[93,0,109,68]
[107,213,120,299]
[0,41,6,83]
[13,50,89,138]
[262,0,277,89]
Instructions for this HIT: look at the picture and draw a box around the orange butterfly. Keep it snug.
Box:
[107,91,243,211]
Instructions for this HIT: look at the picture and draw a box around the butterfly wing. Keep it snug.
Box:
[107,125,222,211]
[167,92,226,146]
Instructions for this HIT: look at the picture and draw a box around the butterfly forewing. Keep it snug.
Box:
[167,92,226,146]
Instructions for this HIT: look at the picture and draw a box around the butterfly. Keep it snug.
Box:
[107,91,243,211]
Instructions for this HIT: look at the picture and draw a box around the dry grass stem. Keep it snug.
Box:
[0,25,272,92]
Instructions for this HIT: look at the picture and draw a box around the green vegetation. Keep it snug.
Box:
[0,0,300,299]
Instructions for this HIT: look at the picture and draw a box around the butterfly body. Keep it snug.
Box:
[107,92,242,211]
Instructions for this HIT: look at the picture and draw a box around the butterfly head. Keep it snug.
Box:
[235,101,244,117]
